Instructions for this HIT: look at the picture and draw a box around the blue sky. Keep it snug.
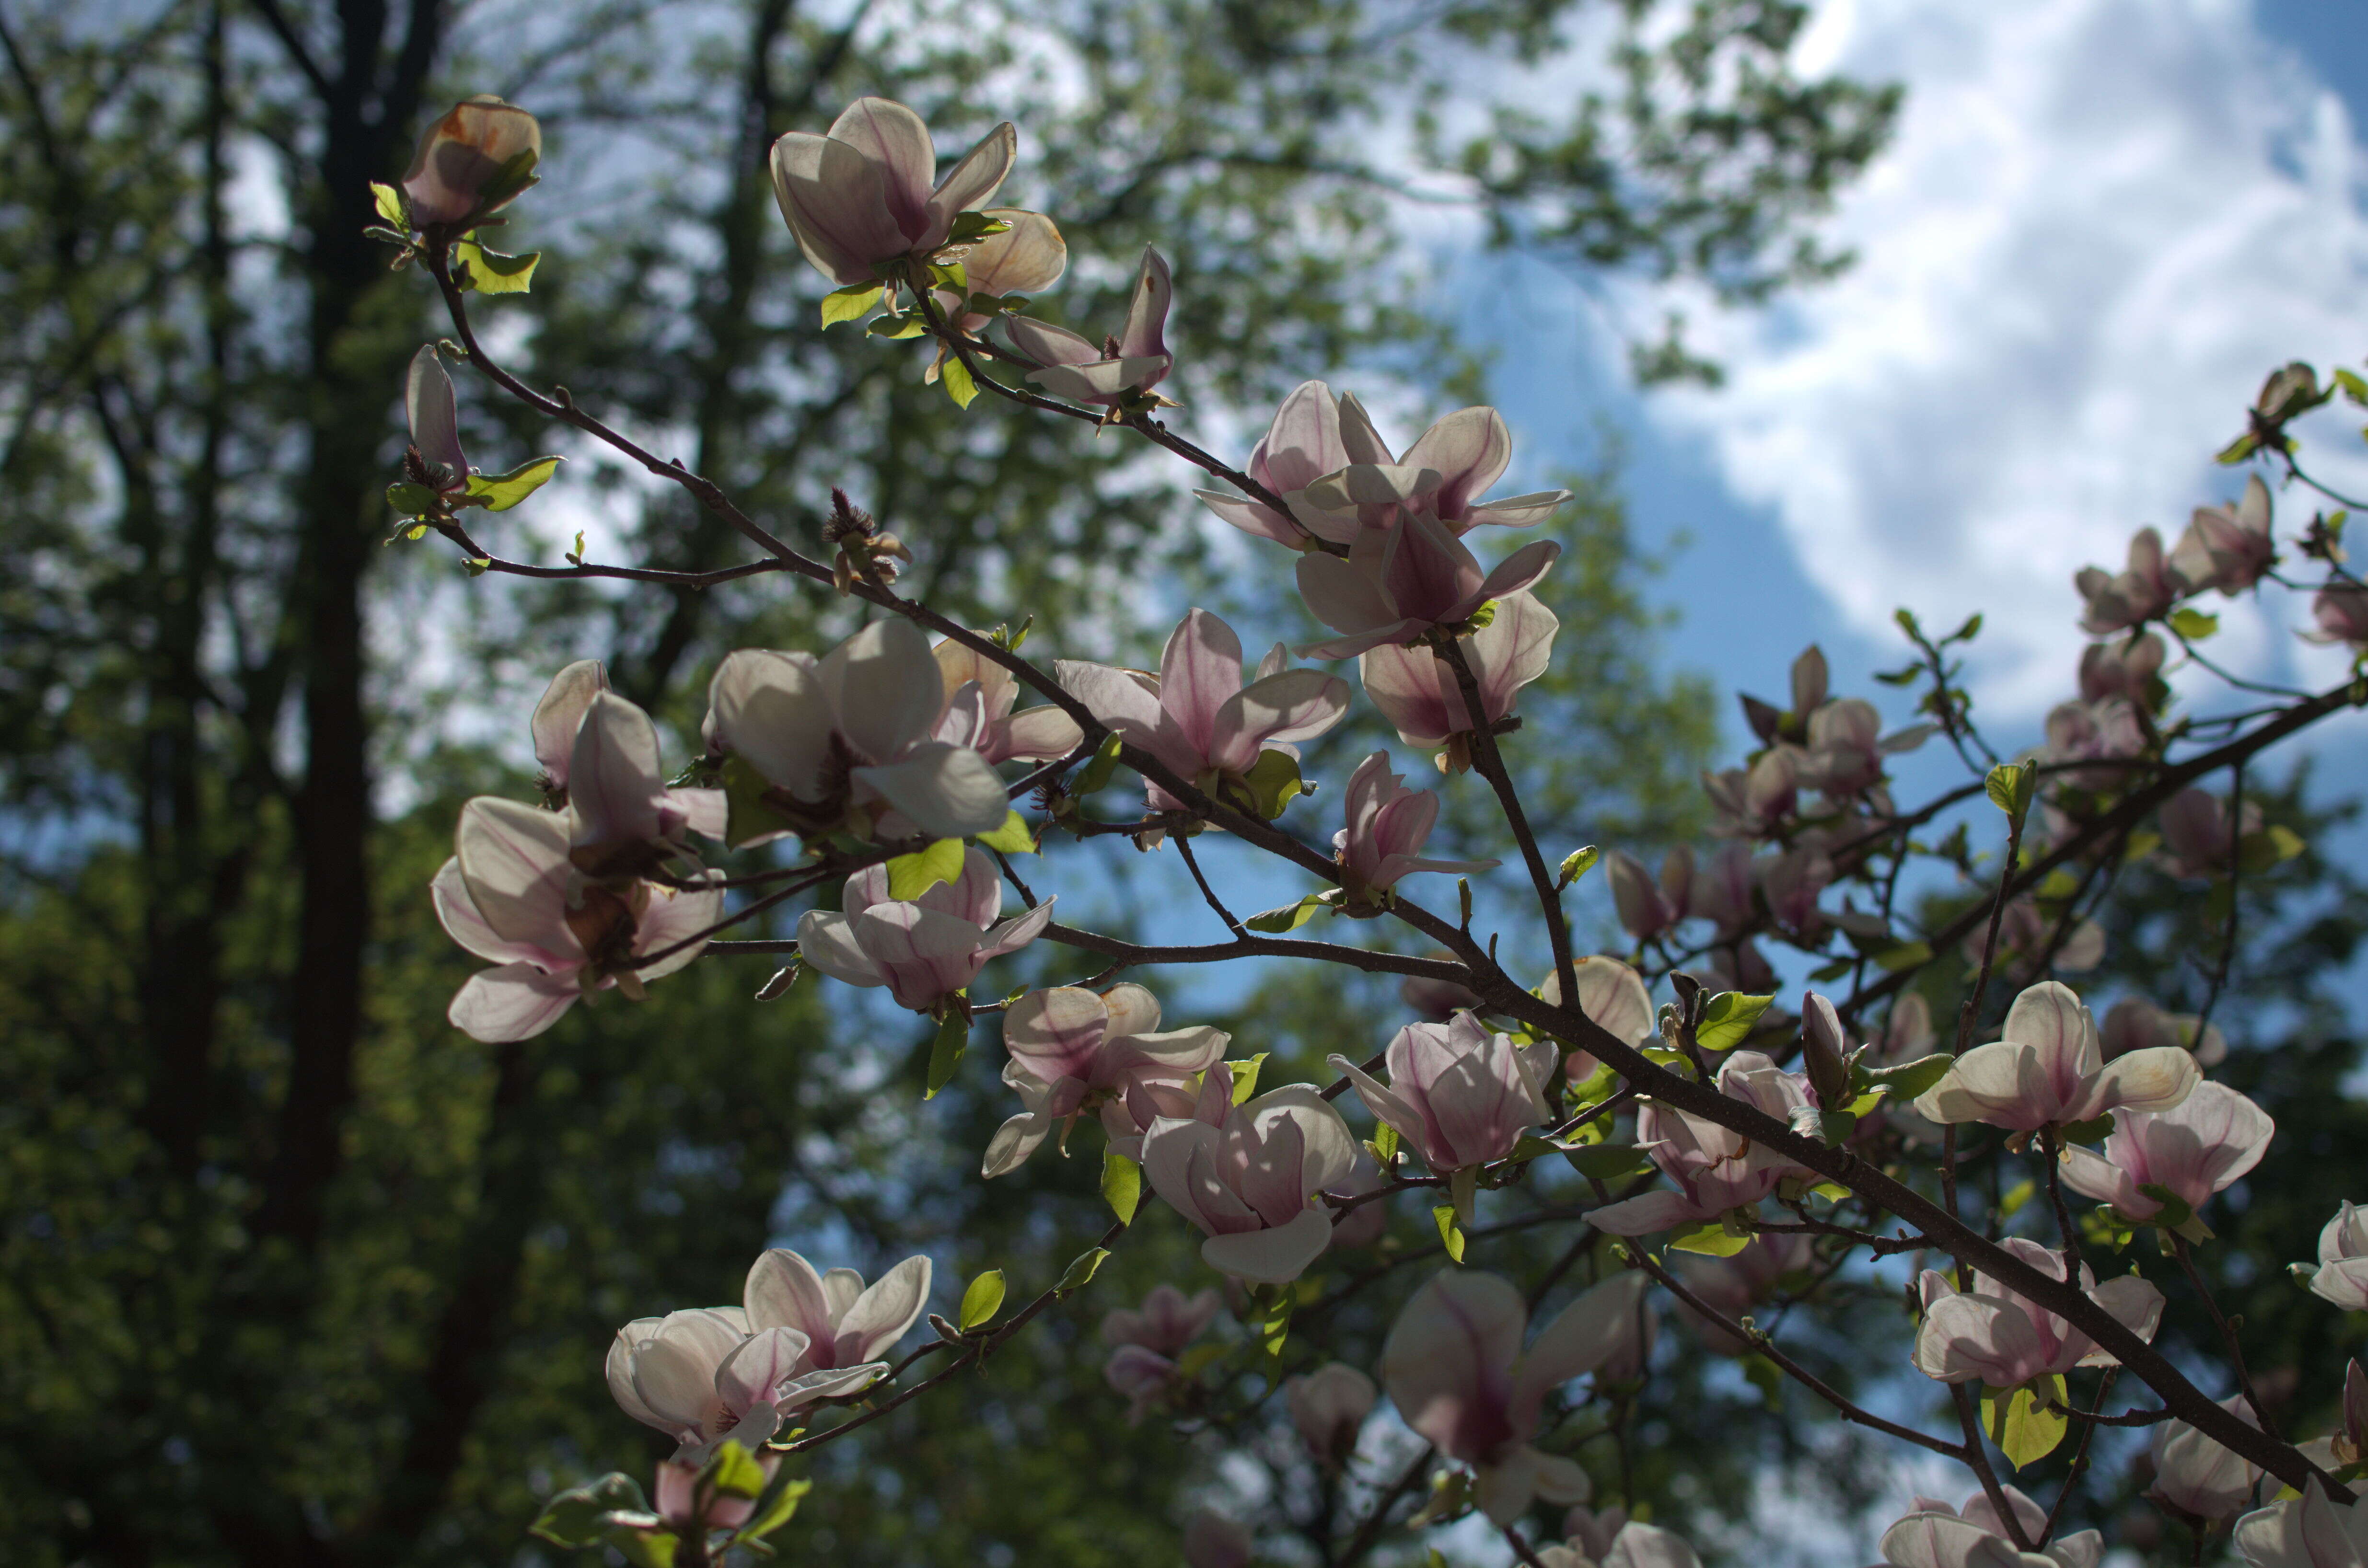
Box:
[1471,0,2368,754]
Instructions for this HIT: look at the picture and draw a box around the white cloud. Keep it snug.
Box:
[1643,0,2368,714]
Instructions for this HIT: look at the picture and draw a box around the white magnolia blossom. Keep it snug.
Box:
[2149,1394,2262,1522]
[796,847,1053,1014]
[705,618,1010,842]
[1912,981,2198,1133]
[1139,1062,1359,1284]
[2297,1201,2368,1311]
[985,982,1229,1176]
[1879,1486,2101,1568]
[432,797,721,1041]
[2234,1484,2368,1568]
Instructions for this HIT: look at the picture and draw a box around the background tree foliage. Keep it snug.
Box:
[46,3,2359,1566]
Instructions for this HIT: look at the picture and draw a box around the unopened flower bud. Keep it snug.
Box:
[1799,990,1852,1107]
[402,96,541,228]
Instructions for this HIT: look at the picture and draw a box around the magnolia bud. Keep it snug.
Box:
[2345,1359,2368,1462]
[401,97,541,228]
[1799,990,1852,1107]
[1285,1363,1377,1470]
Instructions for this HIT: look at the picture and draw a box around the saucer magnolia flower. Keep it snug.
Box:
[769,98,1016,286]
[432,797,721,1041]
[1703,749,1797,839]
[1099,1282,1216,1425]
[2159,787,2259,879]
[1539,1505,1628,1568]
[1139,1061,1359,1284]
[1007,245,1174,406]
[743,1245,930,1399]
[931,636,1084,764]
[1199,381,1571,548]
[930,209,1066,333]
[1285,1362,1377,1468]
[531,660,607,796]
[2304,585,2368,649]
[406,346,469,496]
[1911,981,2199,1133]
[2041,697,2144,791]
[402,96,540,227]
[1191,379,1391,547]
[1381,1269,1651,1522]
[2296,1200,2368,1310]
[2171,474,2275,596]
[1880,1487,2100,1568]
[984,983,1228,1175]
[2234,1484,2368,1568]
[2100,996,2226,1067]
[1608,847,1693,942]
[2076,527,2183,635]
[1103,1284,1222,1356]
[1912,1235,2164,1388]
[1056,610,1348,813]
[2150,1394,2262,1521]
[2080,632,2166,704]
[1794,697,1932,797]
[1334,752,1498,903]
[1538,957,1656,1057]
[1587,1051,1818,1236]
[1330,1013,1553,1176]
[1358,590,1558,771]
[796,847,1054,1015]
[1295,506,1560,658]
[1541,1523,1704,1568]
[2058,1081,2273,1226]
[705,618,1008,842]
[560,690,730,875]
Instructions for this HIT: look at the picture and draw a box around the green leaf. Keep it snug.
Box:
[940,353,979,409]
[820,283,883,326]
[531,1473,650,1547]
[1101,1151,1141,1225]
[1055,1246,1110,1295]
[1564,1144,1653,1180]
[1872,940,1933,973]
[386,480,439,519]
[370,181,407,228]
[1981,1377,2069,1470]
[923,1008,968,1100]
[1232,749,1306,819]
[1555,844,1600,889]
[1740,1352,1785,1407]
[943,209,1012,245]
[2216,432,2260,464]
[2237,824,2306,874]
[1667,1220,1752,1257]
[604,1525,679,1568]
[886,838,966,899]
[731,1477,814,1547]
[1861,1053,1955,1101]
[1813,1110,1858,1145]
[1432,1205,1466,1263]
[461,556,492,576]
[975,808,1036,855]
[1074,732,1125,796]
[1246,892,1331,934]
[866,311,929,340]
[1695,992,1774,1052]
[2059,1112,2114,1148]
[464,456,563,512]
[958,1268,1006,1331]
[1985,760,2036,821]
[1227,1053,1267,1105]
[720,755,796,848]
[2133,1183,2196,1232]
[452,240,541,293]
[1368,1121,1401,1163]
[2169,607,2220,640]
[1999,1179,2037,1218]
[2335,367,2368,405]
[700,1440,771,1500]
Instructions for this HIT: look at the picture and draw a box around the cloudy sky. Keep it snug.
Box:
[1486,0,2368,737]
